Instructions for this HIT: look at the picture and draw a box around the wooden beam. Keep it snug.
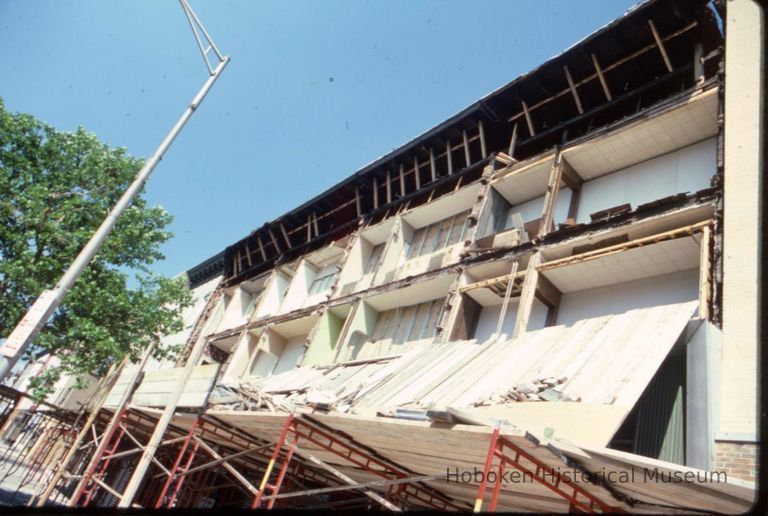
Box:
[307,215,312,241]
[244,243,253,267]
[193,437,260,496]
[648,19,673,72]
[560,156,583,191]
[512,252,542,338]
[399,164,406,197]
[170,442,275,480]
[538,220,712,272]
[699,225,711,320]
[508,122,518,159]
[386,170,392,203]
[257,237,267,261]
[563,65,584,114]
[313,212,320,238]
[505,21,697,124]
[566,186,581,226]
[292,446,401,512]
[537,152,564,238]
[462,129,471,166]
[591,53,613,101]
[522,100,535,136]
[535,272,562,311]
[429,148,436,182]
[268,228,281,253]
[264,474,443,502]
[446,140,454,174]
[413,157,421,190]
[279,223,291,248]
[372,177,379,209]
[693,42,704,84]
[459,270,527,293]
[478,120,487,158]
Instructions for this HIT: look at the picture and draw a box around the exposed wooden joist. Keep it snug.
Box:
[563,65,584,114]
[307,215,313,241]
[560,156,583,191]
[522,100,536,136]
[244,243,253,267]
[648,19,674,72]
[506,22,696,124]
[399,164,406,197]
[459,270,527,293]
[446,140,454,174]
[538,151,565,238]
[373,177,379,209]
[591,53,613,101]
[313,212,320,240]
[386,170,392,203]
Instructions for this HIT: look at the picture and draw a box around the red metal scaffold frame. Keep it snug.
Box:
[252,414,465,511]
[473,427,624,513]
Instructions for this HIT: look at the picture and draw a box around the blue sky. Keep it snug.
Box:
[0,0,640,279]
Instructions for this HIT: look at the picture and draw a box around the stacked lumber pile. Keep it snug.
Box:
[473,376,581,406]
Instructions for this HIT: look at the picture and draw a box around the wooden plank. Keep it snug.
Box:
[537,152,564,238]
[648,19,673,72]
[355,185,362,217]
[413,156,420,190]
[373,177,379,209]
[279,223,291,248]
[399,164,406,197]
[591,53,613,101]
[386,170,392,203]
[563,65,584,114]
[268,228,280,253]
[313,212,320,237]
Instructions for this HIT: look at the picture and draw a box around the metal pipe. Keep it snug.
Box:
[0,56,230,382]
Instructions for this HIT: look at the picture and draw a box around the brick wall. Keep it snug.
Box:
[714,441,758,482]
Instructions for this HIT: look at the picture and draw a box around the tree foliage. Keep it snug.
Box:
[0,98,191,399]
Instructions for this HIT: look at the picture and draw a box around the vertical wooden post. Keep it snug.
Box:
[478,120,487,158]
[257,237,267,261]
[413,156,421,190]
[508,122,518,159]
[512,252,542,338]
[313,212,320,237]
[429,148,436,182]
[462,130,471,166]
[446,140,454,174]
[279,223,291,248]
[386,170,392,203]
[693,43,704,84]
[306,216,312,241]
[399,164,406,197]
[268,228,280,253]
[373,177,379,209]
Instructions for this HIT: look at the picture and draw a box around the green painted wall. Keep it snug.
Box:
[303,310,344,366]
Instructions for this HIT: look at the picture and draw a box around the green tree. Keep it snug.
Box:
[0,98,192,399]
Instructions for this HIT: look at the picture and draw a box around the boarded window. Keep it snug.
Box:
[407,211,470,259]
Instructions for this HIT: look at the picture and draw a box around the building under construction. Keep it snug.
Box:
[0,0,761,511]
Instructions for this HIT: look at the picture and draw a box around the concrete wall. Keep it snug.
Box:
[556,269,699,326]
[575,139,716,223]
[720,0,763,440]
